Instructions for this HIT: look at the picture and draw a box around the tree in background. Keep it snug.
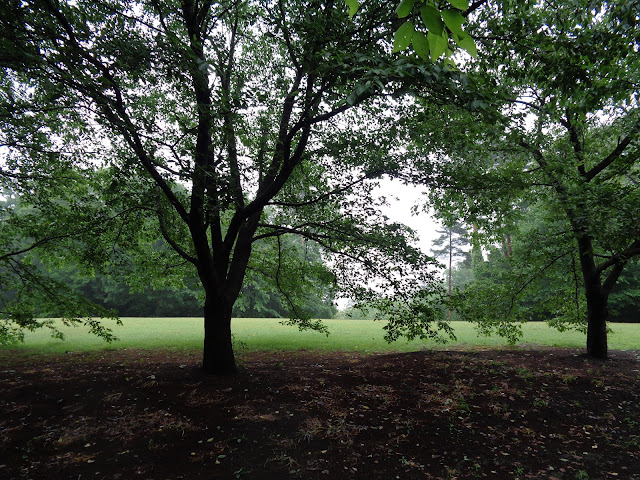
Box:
[411,0,640,358]
[1,0,473,374]
[430,221,470,319]
[452,202,589,342]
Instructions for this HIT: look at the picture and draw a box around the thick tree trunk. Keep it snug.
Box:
[195,212,261,375]
[202,293,237,375]
[576,235,608,359]
[585,287,608,359]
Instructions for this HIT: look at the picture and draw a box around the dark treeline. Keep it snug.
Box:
[0,261,338,320]
[39,266,337,319]
[0,190,337,320]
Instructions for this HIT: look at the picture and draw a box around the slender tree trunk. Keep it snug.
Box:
[202,292,237,375]
[576,235,608,359]
[503,233,512,258]
[471,224,483,272]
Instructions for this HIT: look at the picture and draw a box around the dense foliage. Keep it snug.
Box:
[413,0,640,356]
[0,0,474,373]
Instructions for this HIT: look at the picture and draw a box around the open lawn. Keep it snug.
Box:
[5,317,640,354]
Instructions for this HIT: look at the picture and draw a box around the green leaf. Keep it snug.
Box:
[344,0,359,19]
[393,21,415,53]
[455,32,477,58]
[441,9,465,36]
[427,31,447,61]
[447,0,469,10]
[412,31,430,61]
[420,5,444,36]
[396,0,416,18]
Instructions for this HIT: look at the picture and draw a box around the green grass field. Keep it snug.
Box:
[2,317,639,355]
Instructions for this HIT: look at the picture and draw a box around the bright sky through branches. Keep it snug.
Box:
[376,178,441,255]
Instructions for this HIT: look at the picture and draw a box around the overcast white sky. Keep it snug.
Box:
[376,177,442,256]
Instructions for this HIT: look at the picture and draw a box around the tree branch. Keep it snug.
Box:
[268,171,380,208]
[595,238,640,275]
[154,197,197,265]
[585,119,640,181]
[508,250,573,315]
[564,108,586,176]
[221,8,244,208]
[464,0,489,16]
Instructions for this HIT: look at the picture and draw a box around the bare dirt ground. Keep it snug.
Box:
[1,347,639,480]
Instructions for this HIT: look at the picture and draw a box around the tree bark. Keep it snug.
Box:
[448,229,452,321]
[576,235,608,359]
[585,285,608,359]
[504,233,512,258]
[202,293,237,375]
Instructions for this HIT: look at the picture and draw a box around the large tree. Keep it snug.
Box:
[412,0,640,358]
[0,0,471,373]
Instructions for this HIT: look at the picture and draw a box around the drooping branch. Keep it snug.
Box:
[255,227,376,274]
[0,234,72,262]
[268,171,382,208]
[0,202,155,262]
[507,250,573,316]
[153,196,197,265]
[595,238,640,276]
[585,119,640,181]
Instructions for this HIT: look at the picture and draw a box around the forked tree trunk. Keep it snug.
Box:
[198,213,261,375]
[202,294,237,375]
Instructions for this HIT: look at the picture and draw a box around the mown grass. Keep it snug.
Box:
[2,317,639,355]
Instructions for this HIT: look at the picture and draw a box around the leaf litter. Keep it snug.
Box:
[0,347,639,479]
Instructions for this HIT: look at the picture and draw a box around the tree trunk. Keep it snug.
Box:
[585,288,608,359]
[196,212,261,375]
[576,235,608,359]
[448,229,452,321]
[202,293,237,375]
[503,233,512,258]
